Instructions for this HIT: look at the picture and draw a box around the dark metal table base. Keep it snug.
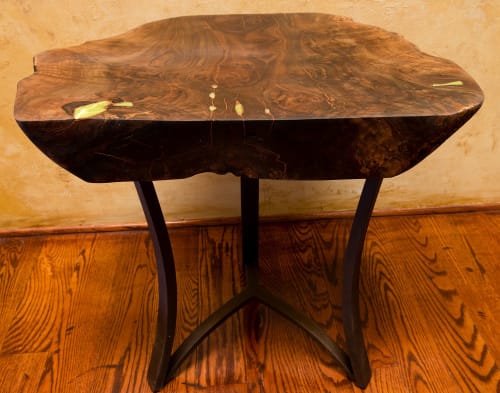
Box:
[135,177,383,392]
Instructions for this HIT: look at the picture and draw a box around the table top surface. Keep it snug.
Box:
[14,13,483,182]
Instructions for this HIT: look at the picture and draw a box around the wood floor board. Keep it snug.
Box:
[0,237,43,347]
[0,352,48,393]
[373,215,500,392]
[359,222,459,393]
[1,235,93,356]
[430,214,500,362]
[259,220,346,343]
[169,225,248,388]
[0,211,499,393]
[33,232,153,393]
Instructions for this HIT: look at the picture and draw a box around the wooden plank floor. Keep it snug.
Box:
[0,211,499,393]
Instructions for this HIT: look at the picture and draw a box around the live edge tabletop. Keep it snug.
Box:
[14,13,483,393]
[14,13,483,183]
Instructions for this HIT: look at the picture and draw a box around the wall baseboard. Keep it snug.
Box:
[1,202,499,238]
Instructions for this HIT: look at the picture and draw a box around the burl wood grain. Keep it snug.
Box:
[14,13,483,182]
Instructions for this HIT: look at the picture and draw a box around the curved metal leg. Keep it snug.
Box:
[135,177,381,391]
[135,181,177,392]
[342,178,383,388]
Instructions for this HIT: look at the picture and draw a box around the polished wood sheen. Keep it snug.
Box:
[0,211,499,392]
[11,12,488,392]
[14,13,483,182]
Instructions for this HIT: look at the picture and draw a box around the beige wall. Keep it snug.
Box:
[1,0,498,230]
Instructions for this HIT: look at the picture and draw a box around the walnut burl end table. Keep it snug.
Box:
[14,13,483,392]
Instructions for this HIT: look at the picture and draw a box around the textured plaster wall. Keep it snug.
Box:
[0,0,498,229]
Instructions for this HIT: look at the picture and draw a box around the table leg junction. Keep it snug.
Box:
[135,177,382,392]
